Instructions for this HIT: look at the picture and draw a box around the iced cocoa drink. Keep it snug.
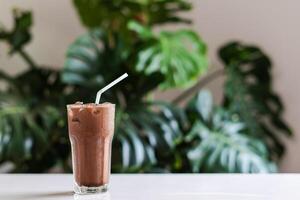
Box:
[67,102,115,194]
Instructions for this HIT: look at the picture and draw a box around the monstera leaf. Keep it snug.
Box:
[219,42,292,159]
[112,102,185,172]
[0,68,71,172]
[0,4,292,174]
[185,90,276,173]
[129,21,208,89]
[0,103,29,163]
[62,28,165,104]
[62,29,108,87]
[0,97,64,172]
[72,0,191,29]
[187,121,275,173]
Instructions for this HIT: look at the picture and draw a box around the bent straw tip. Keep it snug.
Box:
[95,73,129,104]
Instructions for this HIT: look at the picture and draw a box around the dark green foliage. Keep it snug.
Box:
[0,9,32,54]
[0,69,71,172]
[61,28,165,103]
[61,0,207,173]
[0,2,291,173]
[219,42,291,160]
[0,11,71,172]
[112,102,185,172]
[73,0,191,29]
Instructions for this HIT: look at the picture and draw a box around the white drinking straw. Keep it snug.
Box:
[95,73,128,104]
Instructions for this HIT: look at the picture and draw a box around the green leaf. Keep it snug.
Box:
[0,9,32,53]
[135,27,208,89]
[116,134,131,169]
[187,121,275,173]
[14,10,32,29]
[0,66,71,172]
[72,0,192,29]
[62,29,115,88]
[185,90,276,173]
[73,0,112,28]
[128,21,153,39]
[126,123,146,168]
[112,102,184,172]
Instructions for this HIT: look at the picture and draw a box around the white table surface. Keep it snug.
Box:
[0,174,299,200]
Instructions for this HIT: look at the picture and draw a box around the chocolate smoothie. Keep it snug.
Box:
[67,102,115,193]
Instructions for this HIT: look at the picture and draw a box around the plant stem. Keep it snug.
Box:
[172,68,225,105]
[0,70,12,82]
[19,49,37,69]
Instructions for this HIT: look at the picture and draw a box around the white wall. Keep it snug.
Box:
[0,0,299,172]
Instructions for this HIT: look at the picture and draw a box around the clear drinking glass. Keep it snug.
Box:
[67,103,115,194]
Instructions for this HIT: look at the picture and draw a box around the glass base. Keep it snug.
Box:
[74,183,108,194]
[74,192,111,200]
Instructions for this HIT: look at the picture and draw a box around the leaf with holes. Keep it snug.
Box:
[132,23,208,89]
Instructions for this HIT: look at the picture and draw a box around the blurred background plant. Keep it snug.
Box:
[0,0,291,173]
